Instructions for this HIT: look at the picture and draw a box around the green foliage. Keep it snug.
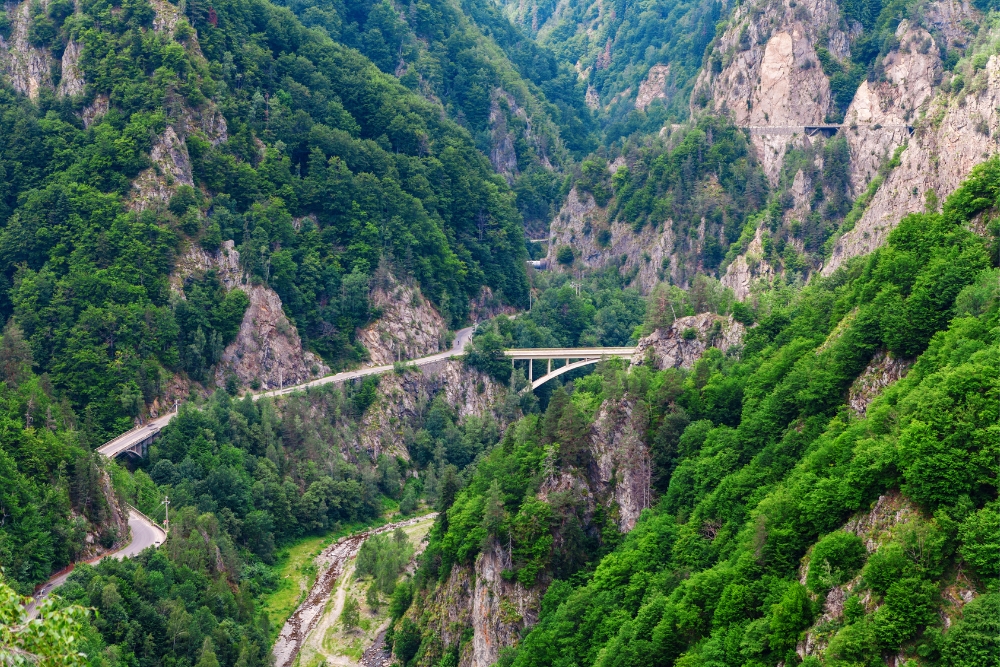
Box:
[464,330,513,384]
[342,595,361,630]
[440,159,1000,667]
[0,576,90,666]
[556,245,575,266]
[355,528,414,595]
[393,618,422,665]
[609,117,768,264]
[806,531,867,593]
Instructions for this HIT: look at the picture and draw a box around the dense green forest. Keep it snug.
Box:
[393,158,1000,666]
[0,0,532,442]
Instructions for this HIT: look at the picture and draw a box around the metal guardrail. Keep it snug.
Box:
[126,503,168,534]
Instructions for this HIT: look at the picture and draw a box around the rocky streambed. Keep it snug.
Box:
[271,513,437,667]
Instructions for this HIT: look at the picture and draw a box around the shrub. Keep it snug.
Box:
[342,595,360,630]
[807,531,867,593]
[556,245,575,266]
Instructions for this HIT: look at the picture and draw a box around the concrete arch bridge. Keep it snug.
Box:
[504,347,636,390]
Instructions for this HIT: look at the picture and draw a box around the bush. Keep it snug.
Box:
[556,245,575,266]
[463,330,512,384]
[342,595,360,630]
[394,618,422,664]
[807,531,867,593]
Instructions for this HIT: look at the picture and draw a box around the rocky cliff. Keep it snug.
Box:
[356,360,514,460]
[696,0,994,286]
[358,273,450,366]
[824,28,999,275]
[0,0,54,100]
[693,0,841,182]
[545,187,677,293]
[632,313,746,369]
[171,240,330,392]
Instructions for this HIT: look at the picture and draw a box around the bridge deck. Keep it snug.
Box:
[742,123,913,136]
[504,347,636,359]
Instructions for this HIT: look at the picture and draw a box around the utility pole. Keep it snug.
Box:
[161,495,170,532]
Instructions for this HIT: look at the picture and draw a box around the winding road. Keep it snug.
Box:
[26,508,166,618]
[27,327,476,616]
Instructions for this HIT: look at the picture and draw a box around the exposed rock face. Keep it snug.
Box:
[589,399,651,531]
[632,313,745,369]
[470,542,539,667]
[635,63,671,111]
[150,0,181,33]
[843,24,941,195]
[796,492,920,659]
[824,51,1000,275]
[130,126,194,210]
[358,274,449,365]
[470,286,518,322]
[721,227,778,299]
[546,187,675,293]
[356,360,512,459]
[489,94,520,180]
[82,94,109,128]
[57,39,85,97]
[847,350,911,416]
[0,0,54,100]
[488,89,553,181]
[695,0,841,182]
[171,240,331,391]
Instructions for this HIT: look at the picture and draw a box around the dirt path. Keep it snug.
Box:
[271,513,437,667]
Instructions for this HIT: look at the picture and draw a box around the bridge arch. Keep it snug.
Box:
[529,357,602,389]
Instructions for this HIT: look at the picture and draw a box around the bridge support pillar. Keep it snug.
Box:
[548,359,551,374]
[529,359,532,381]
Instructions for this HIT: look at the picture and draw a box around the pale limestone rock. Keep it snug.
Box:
[0,0,54,100]
[356,360,511,460]
[589,399,652,531]
[150,0,181,33]
[847,350,912,416]
[632,313,745,370]
[721,227,778,300]
[546,187,674,293]
[489,88,553,180]
[470,542,539,667]
[824,52,1000,275]
[695,0,838,182]
[82,94,109,128]
[129,126,194,210]
[357,274,448,366]
[172,240,331,391]
[843,26,940,195]
[57,39,85,97]
[635,63,671,111]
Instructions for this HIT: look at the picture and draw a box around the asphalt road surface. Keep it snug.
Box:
[26,509,166,619]
[96,411,179,458]
[28,326,476,617]
[255,325,476,400]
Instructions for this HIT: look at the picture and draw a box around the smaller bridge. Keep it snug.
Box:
[742,123,913,137]
[96,409,178,459]
[504,347,636,389]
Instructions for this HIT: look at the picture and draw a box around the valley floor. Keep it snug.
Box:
[273,514,436,667]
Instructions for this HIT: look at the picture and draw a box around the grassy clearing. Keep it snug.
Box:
[262,516,392,641]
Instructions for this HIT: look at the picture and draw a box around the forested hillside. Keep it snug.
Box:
[395,158,999,667]
[1,0,1000,662]
[0,0,533,438]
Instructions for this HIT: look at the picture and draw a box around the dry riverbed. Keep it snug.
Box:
[272,513,436,667]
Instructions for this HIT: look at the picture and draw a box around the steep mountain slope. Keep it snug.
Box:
[394,158,999,667]
[0,0,533,437]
